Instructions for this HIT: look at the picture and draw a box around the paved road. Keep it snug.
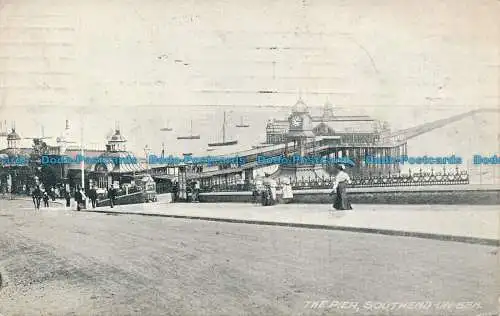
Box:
[0,200,498,316]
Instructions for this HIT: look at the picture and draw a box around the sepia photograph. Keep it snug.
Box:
[0,0,499,315]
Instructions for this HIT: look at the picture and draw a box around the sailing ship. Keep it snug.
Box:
[160,119,173,132]
[177,120,200,140]
[208,111,238,147]
[235,116,250,128]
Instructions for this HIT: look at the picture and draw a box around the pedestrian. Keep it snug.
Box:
[265,173,277,204]
[89,186,97,208]
[108,186,115,208]
[50,187,56,201]
[281,178,293,203]
[74,187,82,211]
[193,180,200,202]
[31,186,37,208]
[43,191,49,207]
[261,173,277,206]
[32,186,42,210]
[171,180,179,202]
[331,164,353,211]
[252,177,264,204]
[64,189,71,207]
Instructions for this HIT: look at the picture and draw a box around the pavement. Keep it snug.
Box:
[8,194,500,245]
[0,199,498,316]
[77,196,500,246]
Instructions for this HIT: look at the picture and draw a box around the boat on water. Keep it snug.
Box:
[208,111,238,147]
[160,119,173,132]
[235,116,250,128]
[177,120,200,140]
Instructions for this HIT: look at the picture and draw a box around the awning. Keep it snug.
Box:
[152,174,176,180]
[111,162,146,173]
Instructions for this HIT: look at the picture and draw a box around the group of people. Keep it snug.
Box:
[251,164,353,210]
[74,186,116,210]
[30,185,61,210]
[30,184,117,211]
[171,179,200,203]
[251,173,294,206]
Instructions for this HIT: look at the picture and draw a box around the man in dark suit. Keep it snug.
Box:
[74,187,82,211]
[32,186,42,210]
[89,186,98,208]
[171,180,179,202]
[64,189,71,207]
[108,186,116,208]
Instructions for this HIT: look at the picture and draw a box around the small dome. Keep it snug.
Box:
[109,129,127,142]
[292,98,309,113]
[7,129,21,141]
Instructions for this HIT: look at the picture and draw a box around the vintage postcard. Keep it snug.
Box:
[0,0,499,315]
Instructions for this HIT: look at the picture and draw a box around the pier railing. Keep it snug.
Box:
[199,168,469,192]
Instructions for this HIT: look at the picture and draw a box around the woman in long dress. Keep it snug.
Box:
[332,164,352,210]
[281,178,293,203]
[262,173,277,206]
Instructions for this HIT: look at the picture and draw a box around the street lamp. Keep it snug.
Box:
[144,145,151,176]
[80,112,85,190]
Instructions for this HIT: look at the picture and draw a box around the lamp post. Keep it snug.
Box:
[80,113,85,190]
[144,145,151,177]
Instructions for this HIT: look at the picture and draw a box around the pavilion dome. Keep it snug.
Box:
[106,128,128,152]
[109,129,127,142]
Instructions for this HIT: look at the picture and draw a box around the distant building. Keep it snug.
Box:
[265,100,388,145]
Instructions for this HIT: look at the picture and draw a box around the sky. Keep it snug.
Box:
[0,0,498,156]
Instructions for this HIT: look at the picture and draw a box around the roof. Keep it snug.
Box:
[111,162,146,173]
[292,98,309,113]
[64,149,106,158]
[0,147,32,157]
[108,129,127,142]
[6,129,21,140]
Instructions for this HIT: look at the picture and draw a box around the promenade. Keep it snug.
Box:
[75,195,500,245]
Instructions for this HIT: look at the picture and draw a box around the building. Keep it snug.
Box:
[266,100,389,145]
[61,124,148,190]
